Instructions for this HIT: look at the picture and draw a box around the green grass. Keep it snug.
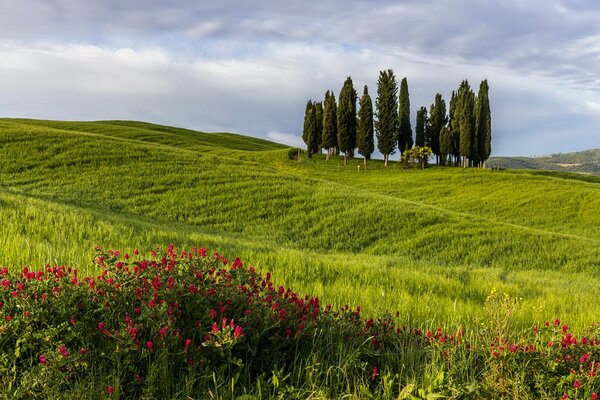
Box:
[1,118,599,330]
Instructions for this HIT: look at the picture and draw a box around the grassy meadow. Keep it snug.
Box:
[0,118,599,329]
[1,118,600,398]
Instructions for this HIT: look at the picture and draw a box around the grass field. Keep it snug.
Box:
[1,117,599,331]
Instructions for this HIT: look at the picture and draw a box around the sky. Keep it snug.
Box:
[1,1,599,157]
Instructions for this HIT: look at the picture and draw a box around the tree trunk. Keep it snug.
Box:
[384,154,388,167]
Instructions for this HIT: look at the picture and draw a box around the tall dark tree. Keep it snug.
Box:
[314,101,324,155]
[357,85,374,166]
[457,80,476,167]
[475,79,492,167]
[337,76,358,165]
[375,69,399,166]
[439,126,452,166]
[322,90,338,160]
[448,90,460,166]
[398,77,413,154]
[302,100,318,158]
[427,93,447,164]
[415,106,427,147]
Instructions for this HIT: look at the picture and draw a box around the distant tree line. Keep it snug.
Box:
[302,70,492,168]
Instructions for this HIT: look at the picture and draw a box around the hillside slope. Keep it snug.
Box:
[1,118,599,326]
[488,148,600,175]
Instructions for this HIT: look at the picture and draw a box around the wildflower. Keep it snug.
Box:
[146,341,153,351]
[234,325,243,338]
[211,322,219,333]
[592,393,597,400]
[98,321,105,331]
[80,348,86,355]
[184,338,191,351]
[58,346,69,357]
[39,354,48,365]
[574,379,580,389]
[371,367,378,380]
[107,385,114,395]
[5,315,11,321]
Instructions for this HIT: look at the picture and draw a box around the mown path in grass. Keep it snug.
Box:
[1,118,599,328]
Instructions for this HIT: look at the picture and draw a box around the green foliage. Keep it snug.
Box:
[314,101,324,154]
[302,100,319,158]
[398,77,413,154]
[321,91,338,155]
[357,85,374,162]
[415,107,428,148]
[476,80,491,165]
[401,146,432,169]
[439,126,452,166]
[337,76,358,162]
[457,80,476,166]
[427,94,447,163]
[375,70,398,165]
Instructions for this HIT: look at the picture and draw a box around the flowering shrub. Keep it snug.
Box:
[0,245,598,398]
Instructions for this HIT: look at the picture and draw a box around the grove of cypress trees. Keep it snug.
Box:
[415,106,427,147]
[357,85,374,166]
[427,93,447,164]
[375,69,399,166]
[398,77,413,155]
[337,76,358,165]
[475,79,491,167]
[322,90,338,160]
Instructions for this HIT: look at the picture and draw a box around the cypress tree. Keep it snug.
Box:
[427,93,447,164]
[415,106,427,147]
[302,100,313,152]
[302,100,318,158]
[337,76,358,165]
[457,80,475,167]
[375,69,399,166]
[322,90,338,160]
[448,90,460,166]
[357,85,374,166]
[475,79,491,167]
[398,77,413,155]
[314,101,323,155]
[439,126,452,166]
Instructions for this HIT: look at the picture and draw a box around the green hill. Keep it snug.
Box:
[488,148,600,175]
[1,118,599,328]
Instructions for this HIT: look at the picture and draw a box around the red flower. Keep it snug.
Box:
[371,367,378,380]
[234,325,243,338]
[5,315,11,321]
[146,341,153,351]
[39,354,48,364]
[98,321,105,331]
[591,393,597,400]
[211,322,219,333]
[107,385,114,395]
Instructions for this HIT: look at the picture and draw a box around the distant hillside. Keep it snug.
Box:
[488,148,600,175]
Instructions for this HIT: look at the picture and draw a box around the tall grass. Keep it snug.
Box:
[0,118,599,329]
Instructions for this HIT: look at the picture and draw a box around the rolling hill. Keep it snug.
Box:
[488,148,600,175]
[1,118,599,328]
